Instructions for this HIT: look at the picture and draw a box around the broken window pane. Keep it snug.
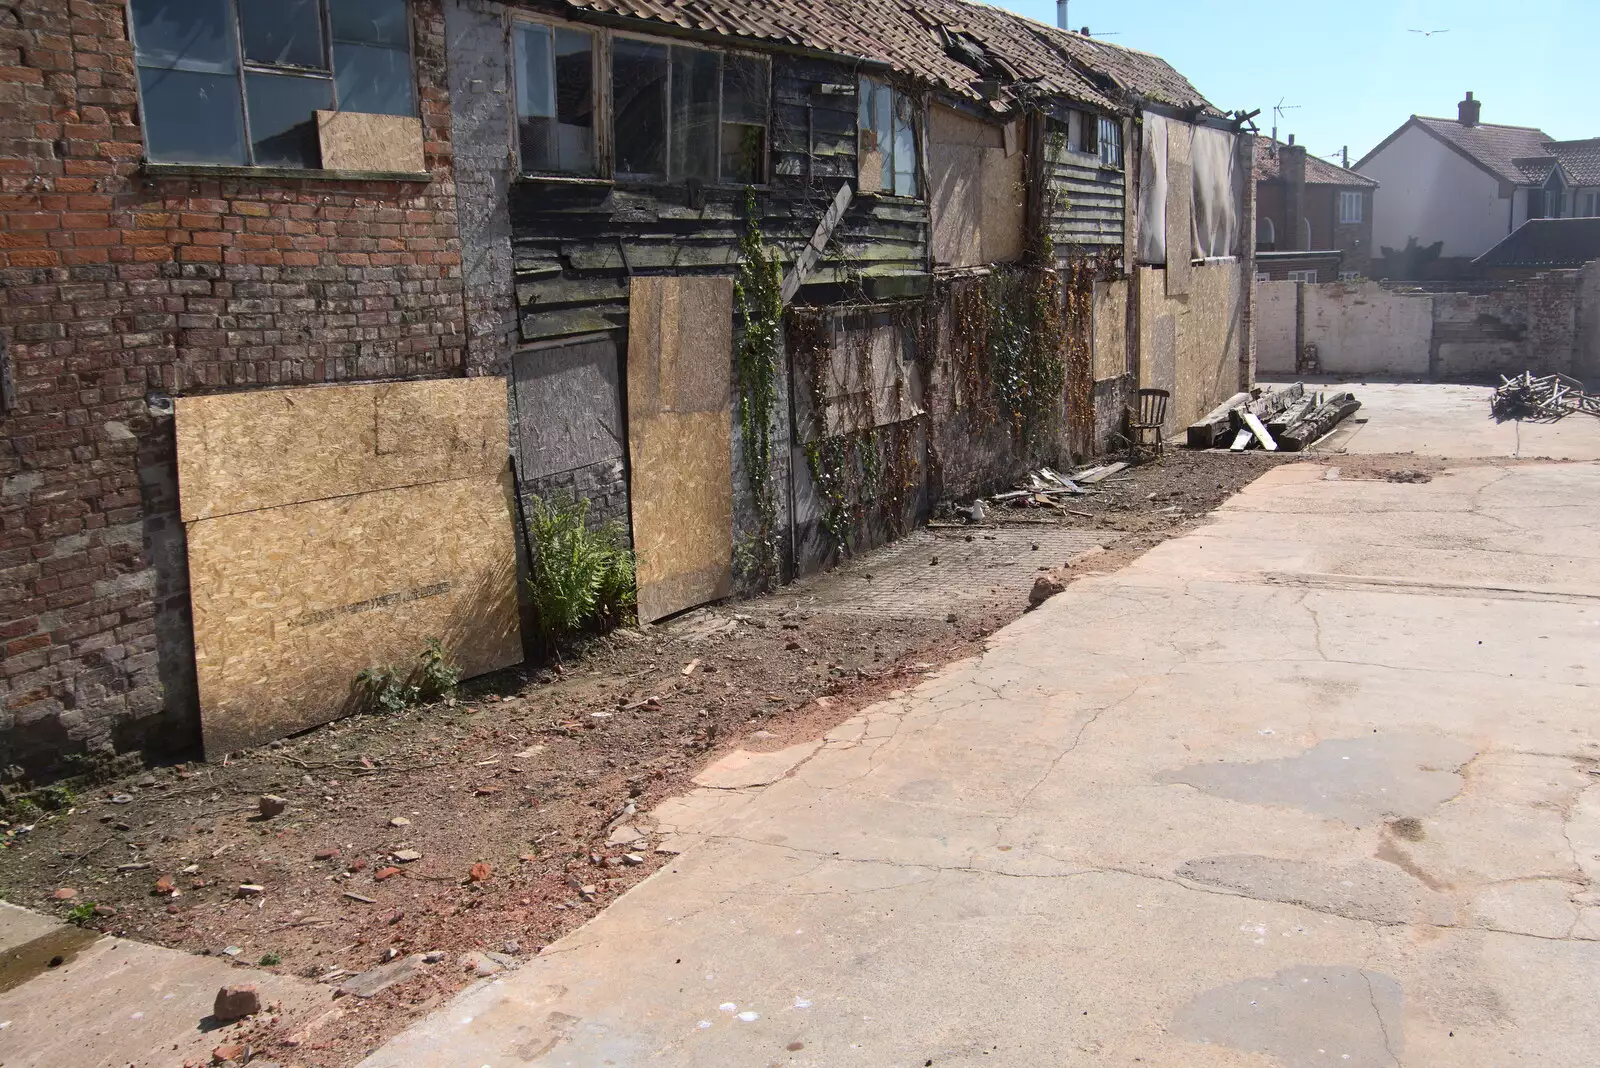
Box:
[670,46,718,182]
[328,0,409,48]
[720,55,767,183]
[514,23,594,175]
[333,42,414,115]
[892,91,917,196]
[138,67,247,164]
[330,0,413,115]
[240,0,326,69]
[613,38,667,177]
[129,0,236,72]
[245,71,334,167]
[875,82,894,192]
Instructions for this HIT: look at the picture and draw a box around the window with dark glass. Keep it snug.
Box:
[612,39,768,183]
[513,21,595,175]
[128,0,415,168]
[857,78,918,197]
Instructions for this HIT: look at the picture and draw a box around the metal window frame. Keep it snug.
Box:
[509,13,603,178]
[126,0,420,169]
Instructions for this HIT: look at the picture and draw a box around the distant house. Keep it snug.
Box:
[1473,218,1600,279]
[1253,135,1378,280]
[1356,93,1600,279]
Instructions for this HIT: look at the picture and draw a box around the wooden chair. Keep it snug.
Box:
[1129,388,1170,456]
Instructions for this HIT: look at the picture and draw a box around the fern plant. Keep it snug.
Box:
[525,494,636,648]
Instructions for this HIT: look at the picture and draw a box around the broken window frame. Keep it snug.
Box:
[857,77,921,199]
[510,15,599,177]
[128,0,419,169]
[608,31,771,186]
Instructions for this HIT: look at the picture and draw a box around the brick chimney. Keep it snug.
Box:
[1458,91,1481,127]
[1282,134,1308,250]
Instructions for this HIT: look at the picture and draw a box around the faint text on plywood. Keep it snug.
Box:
[177,379,520,757]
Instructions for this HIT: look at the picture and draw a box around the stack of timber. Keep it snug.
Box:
[1186,382,1360,453]
[1490,371,1600,424]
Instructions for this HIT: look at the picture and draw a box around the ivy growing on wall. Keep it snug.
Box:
[732,191,785,586]
[788,307,925,556]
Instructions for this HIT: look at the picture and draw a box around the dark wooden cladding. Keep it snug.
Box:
[510,54,930,345]
[1046,149,1125,253]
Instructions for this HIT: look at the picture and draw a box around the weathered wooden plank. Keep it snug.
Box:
[517,275,629,307]
[1242,412,1278,451]
[1186,390,1250,448]
[1279,394,1361,452]
[782,183,853,305]
[520,304,627,341]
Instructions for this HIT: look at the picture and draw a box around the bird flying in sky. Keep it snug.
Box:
[1407,28,1450,36]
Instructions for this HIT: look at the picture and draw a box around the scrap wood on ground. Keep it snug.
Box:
[1187,381,1361,452]
[1490,371,1600,424]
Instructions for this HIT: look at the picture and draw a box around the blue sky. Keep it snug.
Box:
[995,0,1595,167]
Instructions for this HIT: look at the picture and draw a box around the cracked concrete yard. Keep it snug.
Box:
[364,387,1600,1067]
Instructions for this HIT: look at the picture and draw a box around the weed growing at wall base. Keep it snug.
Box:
[525,494,637,649]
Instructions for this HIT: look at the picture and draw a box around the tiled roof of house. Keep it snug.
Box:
[909,0,1113,110]
[1031,23,1219,114]
[1252,137,1378,187]
[1407,116,1554,185]
[1473,218,1600,269]
[1545,138,1600,185]
[540,0,1209,116]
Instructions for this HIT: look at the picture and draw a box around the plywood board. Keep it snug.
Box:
[1092,279,1129,381]
[175,378,507,521]
[511,336,624,481]
[626,276,734,623]
[316,110,425,173]
[189,470,521,757]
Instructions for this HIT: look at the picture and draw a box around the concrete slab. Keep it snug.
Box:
[0,905,335,1068]
[362,447,1600,1066]
[1260,380,1600,459]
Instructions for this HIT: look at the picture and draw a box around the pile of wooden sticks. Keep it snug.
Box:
[1490,371,1600,424]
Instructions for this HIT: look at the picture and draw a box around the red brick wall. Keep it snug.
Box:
[0,0,466,776]
[1254,181,1373,277]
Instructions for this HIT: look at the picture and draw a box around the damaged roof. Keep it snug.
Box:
[1474,218,1600,270]
[536,0,1208,116]
[1253,138,1378,187]
[1035,24,1219,115]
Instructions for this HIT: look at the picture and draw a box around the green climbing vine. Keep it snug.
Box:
[787,306,924,556]
[732,191,784,586]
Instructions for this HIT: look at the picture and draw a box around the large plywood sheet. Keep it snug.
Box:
[189,470,521,756]
[175,378,507,521]
[929,105,1023,269]
[627,276,734,623]
[1092,279,1129,382]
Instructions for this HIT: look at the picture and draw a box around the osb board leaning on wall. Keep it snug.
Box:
[175,379,521,757]
[627,276,734,623]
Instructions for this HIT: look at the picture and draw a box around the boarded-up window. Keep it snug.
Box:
[1190,125,1240,259]
[1137,113,1170,264]
[928,104,1022,268]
